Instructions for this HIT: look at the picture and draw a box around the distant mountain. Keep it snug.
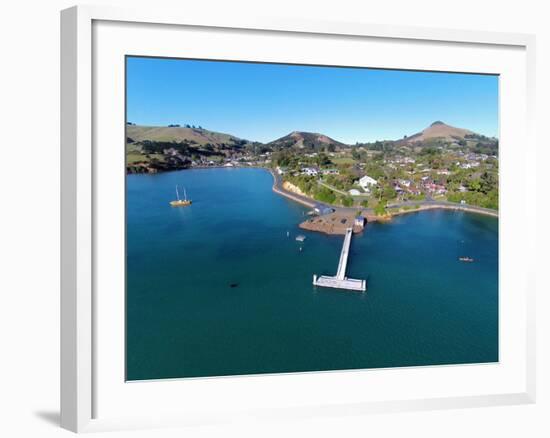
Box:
[268,131,347,151]
[126,121,497,174]
[402,121,474,144]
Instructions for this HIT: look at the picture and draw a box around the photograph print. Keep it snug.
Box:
[125,57,499,381]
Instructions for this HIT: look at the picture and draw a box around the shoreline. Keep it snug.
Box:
[130,165,498,225]
[265,168,498,233]
[268,168,318,209]
[386,203,499,219]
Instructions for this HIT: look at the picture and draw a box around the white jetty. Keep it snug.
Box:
[313,227,366,292]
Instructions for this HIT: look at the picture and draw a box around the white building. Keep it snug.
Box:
[358,175,378,192]
[302,167,319,177]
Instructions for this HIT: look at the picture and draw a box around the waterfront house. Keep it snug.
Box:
[358,175,378,191]
[302,167,319,177]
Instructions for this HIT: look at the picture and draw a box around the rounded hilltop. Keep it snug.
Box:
[402,120,474,144]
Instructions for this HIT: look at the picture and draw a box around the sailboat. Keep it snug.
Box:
[170,185,192,207]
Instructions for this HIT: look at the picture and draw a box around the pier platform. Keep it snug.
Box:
[313,228,366,292]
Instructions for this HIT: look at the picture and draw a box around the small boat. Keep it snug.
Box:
[170,185,192,207]
[458,256,474,262]
[295,235,306,242]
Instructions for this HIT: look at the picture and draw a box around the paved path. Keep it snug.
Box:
[336,227,353,280]
[386,199,499,217]
[317,181,352,197]
[270,170,320,209]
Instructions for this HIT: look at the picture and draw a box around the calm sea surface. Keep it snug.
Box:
[126,167,498,380]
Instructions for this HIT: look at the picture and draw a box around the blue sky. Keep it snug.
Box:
[126,57,499,144]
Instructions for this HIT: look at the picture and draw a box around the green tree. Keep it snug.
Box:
[469,179,482,192]
[382,186,397,200]
[316,153,332,167]
[314,187,336,204]
[480,171,497,194]
[374,200,387,216]
[341,196,353,207]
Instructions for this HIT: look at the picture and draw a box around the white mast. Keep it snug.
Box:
[183,187,187,201]
[175,185,180,201]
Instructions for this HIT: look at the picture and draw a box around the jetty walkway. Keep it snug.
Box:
[313,228,366,292]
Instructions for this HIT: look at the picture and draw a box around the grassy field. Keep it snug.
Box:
[126,143,142,153]
[207,155,225,163]
[331,157,357,165]
[126,125,238,146]
[126,152,165,164]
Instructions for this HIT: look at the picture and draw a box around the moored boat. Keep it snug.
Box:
[170,185,192,207]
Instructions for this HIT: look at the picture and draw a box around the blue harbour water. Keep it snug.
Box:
[126,168,498,380]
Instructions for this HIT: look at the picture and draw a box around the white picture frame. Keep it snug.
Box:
[60,4,537,433]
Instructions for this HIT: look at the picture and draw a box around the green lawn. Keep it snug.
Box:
[126,143,142,153]
[207,155,225,162]
[127,153,147,164]
[331,157,357,165]
[126,152,165,164]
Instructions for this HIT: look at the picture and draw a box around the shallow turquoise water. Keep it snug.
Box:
[126,168,498,380]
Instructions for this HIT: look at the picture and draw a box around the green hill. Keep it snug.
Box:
[126,125,242,146]
[126,124,251,173]
[402,121,474,144]
[268,131,347,151]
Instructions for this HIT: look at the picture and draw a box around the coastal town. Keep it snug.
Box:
[126,121,499,221]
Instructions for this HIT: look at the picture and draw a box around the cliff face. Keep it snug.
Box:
[282,181,306,196]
